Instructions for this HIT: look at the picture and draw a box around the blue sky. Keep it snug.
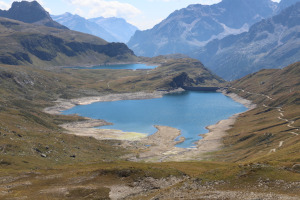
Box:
[0,0,281,30]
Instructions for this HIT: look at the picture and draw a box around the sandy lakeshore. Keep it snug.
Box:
[60,118,148,141]
[44,89,256,162]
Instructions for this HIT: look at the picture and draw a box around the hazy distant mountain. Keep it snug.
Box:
[194,2,300,80]
[89,17,138,43]
[52,13,117,42]
[0,1,67,29]
[53,13,138,43]
[127,0,277,57]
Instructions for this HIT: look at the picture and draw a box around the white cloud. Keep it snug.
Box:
[130,17,164,30]
[0,1,10,9]
[67,0,141,19]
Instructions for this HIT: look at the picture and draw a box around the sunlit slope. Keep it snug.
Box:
[215,62,300,163]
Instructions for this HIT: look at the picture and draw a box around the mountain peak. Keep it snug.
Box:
[0,1,67,29]
[62,12,73,17]
[4,1,50,23]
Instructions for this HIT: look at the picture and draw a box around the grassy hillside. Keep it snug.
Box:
[0,64,131,170]
[213,62,300,164]
[0,17,136,67]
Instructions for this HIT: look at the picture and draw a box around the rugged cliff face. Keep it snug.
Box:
[170,72,194,88]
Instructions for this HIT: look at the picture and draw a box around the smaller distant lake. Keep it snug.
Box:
[68,63,157,70]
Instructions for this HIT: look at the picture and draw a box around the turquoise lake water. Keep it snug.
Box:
[62,91,247,148]
[69,63,157,70]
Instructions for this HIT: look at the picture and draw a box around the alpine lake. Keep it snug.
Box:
[63,64,247,148]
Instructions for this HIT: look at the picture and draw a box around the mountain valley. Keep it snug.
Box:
[0,0,299,199]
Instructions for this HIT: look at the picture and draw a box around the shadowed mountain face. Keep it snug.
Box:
[194,2,300,80]
[127,0,277,57]
[52,13,139,43]
[0,1,67,29]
